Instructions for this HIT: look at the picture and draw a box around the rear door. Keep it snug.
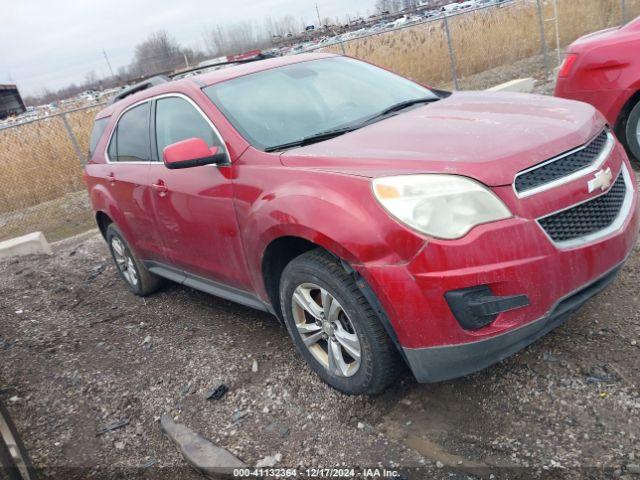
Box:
[105,101,162,260]
[147,94,250,290]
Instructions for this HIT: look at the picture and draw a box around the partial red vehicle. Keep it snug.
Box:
[85,53,639,394]
[555,16,640,162]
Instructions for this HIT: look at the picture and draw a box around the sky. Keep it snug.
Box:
[0,0,376,96]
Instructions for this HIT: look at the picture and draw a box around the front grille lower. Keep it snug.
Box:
[515,130,609,194]
[538,172,626,243]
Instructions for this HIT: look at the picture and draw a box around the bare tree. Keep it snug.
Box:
[84,70,99,86]
[131,30,183,76]
[375,0,393,13]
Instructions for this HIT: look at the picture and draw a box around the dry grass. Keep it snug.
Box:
[328,0,640,87]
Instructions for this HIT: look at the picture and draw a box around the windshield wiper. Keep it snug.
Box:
[360,97,439,127]
[264,126,357,152]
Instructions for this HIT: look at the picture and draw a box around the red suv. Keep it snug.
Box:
[555,16,640,162]
[85,53,639,395]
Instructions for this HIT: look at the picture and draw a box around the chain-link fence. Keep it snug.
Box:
[1,0,639,243]
[0,104,104,242]
[321,0,639,90]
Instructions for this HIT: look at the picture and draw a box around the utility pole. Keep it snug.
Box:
[315,2,322,27]
[102,49,115,78]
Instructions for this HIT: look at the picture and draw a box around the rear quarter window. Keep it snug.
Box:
[88,117,109,160]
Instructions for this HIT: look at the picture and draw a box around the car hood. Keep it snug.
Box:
[280,91,604,186]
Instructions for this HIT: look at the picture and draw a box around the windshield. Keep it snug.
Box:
[203,57,438,151]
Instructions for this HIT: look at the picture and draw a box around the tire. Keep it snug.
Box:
[106,224,162,296]
[624,100,640,165]
[279,249,400,395]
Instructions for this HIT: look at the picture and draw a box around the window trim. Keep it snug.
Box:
[105,92,228,165]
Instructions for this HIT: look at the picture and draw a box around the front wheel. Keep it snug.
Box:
[624,101,640,165]
[279,249,400,395]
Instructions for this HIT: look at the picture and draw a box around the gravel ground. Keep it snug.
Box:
[1,228,640,480]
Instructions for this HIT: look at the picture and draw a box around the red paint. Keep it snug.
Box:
[162,137,218,166]
[555,16,640,127]
[85,54,639,353]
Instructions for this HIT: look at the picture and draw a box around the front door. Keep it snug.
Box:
[148,95,250,290]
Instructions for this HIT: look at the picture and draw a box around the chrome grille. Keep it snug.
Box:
[538,172,626,243]
[515,130,609,194]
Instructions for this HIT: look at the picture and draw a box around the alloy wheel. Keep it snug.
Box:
[111,237,138,287]
[291,283,362,377]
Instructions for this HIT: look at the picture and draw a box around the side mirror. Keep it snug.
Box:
[163,137,228,169]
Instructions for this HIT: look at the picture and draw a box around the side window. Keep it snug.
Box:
[88,117,109,159]
[155,97,222,160]
[108,102,151,162]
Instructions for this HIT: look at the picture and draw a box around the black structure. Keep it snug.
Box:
[0,84,26,120]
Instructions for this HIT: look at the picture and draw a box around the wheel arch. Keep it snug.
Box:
[95,211,113,240]
[260,234,409,368]
[614,88,640,137]
[262,238,412,381]
[260,227,362,320]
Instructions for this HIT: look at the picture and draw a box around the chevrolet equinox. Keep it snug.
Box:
[85,53,639,395]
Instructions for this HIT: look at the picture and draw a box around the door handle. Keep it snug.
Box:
[152,181,168,195]
[107,172,116,184]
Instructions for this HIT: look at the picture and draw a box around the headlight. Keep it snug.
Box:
[372,174,512,239]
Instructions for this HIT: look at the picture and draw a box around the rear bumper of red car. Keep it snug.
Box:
[357,162,639,383]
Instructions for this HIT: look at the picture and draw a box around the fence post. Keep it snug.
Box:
[61,113,85,166]
[443,14,459,90]
[339,40,346,55]
[535,0,551,79]
[552,0,562,68]
[621,0,627,24]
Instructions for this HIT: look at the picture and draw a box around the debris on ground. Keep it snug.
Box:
[96,419,130,436]
[160,414,245,478]
[204,384,228,401]
[230,410,249,424]
[255,452,282,468]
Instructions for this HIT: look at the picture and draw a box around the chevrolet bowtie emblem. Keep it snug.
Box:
[587,167,613,193]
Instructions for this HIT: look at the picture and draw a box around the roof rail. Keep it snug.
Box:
[108,75,170,105]
[171,52,276,80]
[107,51,275,106]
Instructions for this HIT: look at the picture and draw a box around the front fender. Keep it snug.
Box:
[234,168,425,297]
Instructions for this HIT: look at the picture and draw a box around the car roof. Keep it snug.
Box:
[95,52,338,120]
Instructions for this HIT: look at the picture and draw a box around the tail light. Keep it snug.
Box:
[558,54,578,78]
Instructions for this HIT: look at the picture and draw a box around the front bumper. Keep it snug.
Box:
[403,262,622,382]
[356,152,639,383]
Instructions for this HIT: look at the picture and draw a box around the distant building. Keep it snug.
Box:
[0,84,26,120]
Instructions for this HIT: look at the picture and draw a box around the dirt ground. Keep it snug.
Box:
[1,228,639,480]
